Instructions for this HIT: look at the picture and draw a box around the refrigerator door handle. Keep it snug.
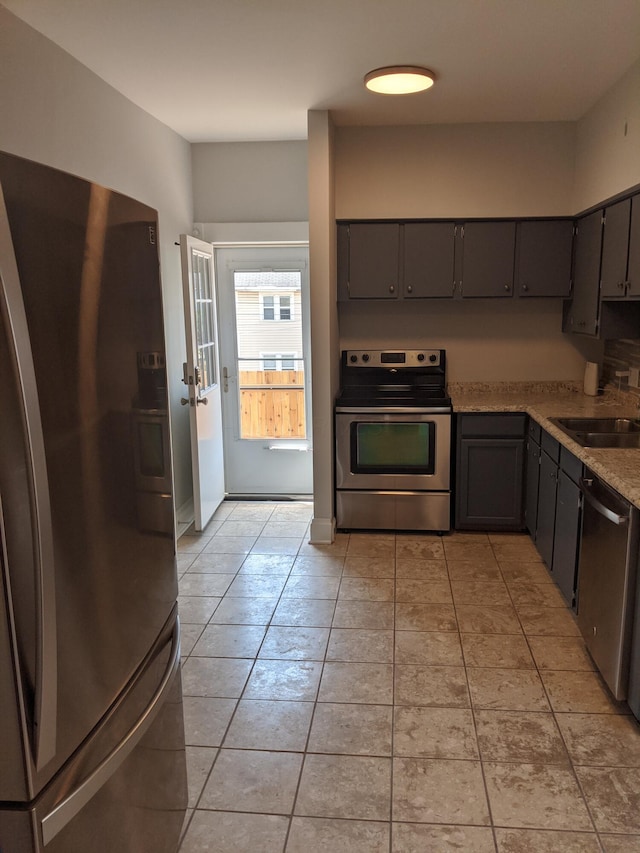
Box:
[0,185,57,772]
[40,617,181,846]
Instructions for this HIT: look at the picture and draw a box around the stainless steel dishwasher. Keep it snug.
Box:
[577,471,639,699]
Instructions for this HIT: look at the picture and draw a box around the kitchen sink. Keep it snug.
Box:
[553,417,640,433]
[550,417,640,448]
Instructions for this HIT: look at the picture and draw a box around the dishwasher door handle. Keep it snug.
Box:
[579,477,629,525]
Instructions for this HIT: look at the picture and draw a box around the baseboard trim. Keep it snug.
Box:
[309,516,336,544]
[176,497,194,539]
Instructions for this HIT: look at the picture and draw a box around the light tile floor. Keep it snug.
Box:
[176,501,640,853]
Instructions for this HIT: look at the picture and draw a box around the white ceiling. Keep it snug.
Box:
[3,0,640,143]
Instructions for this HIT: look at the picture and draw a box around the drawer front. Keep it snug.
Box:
[541,429,560,463]
[528,418,541,445]
[458,413,527,438]
[560,445,583,484]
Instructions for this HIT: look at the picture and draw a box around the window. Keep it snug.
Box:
[261,294,293,321]
[263,296,275,320]
[279,296,291,320]
[263,354,277,370]
[261,353,297,371]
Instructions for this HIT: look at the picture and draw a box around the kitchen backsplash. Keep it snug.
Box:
[603,339,640,401]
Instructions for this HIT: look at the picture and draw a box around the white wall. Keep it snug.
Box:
[307,111,339,542]
[192,141,308,222]
[333,121,605,381]
[574,57,640,213]
[0,7,194,513]
[339,299,600,382]
[335,123,576,219]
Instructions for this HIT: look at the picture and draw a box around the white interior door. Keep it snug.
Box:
[216,246,313,496]
[180,235,225,529]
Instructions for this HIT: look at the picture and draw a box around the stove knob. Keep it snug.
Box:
[362,353,370,362]
[429,354,438,363]
[350,354,358,363]
[417,353,425,362]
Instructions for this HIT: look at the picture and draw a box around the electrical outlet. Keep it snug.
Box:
[629,367,640,388]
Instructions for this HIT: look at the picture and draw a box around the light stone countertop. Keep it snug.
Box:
[450,382,640,510]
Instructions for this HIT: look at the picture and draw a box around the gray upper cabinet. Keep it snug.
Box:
[600,199,631,299]
[516,220,573,297]
[403,222,456,298]
[460,221,516,298]
[564,210,602,336]
[600,194,640,299]
[345,223,400,299]
[630,196,640,297]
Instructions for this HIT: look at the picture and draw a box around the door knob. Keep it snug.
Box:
[196,396,209,406]
[180,397,190,406]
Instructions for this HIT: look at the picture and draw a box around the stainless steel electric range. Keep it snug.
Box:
[335,349,452,532]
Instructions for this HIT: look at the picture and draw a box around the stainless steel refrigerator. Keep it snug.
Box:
[0,152,187,852]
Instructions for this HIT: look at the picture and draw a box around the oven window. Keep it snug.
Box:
[352,422,435,474]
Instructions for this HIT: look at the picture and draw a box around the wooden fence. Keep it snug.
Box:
[239,370,306,438]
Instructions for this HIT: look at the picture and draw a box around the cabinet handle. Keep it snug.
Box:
[618,281,626,290]
[389,284,395,293]
[407,285,413,294]
[521,283,529,292]
[504,284,510,292]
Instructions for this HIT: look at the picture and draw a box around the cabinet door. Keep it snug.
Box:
[627,195,640,297]
[600,199,631,298]
[460,221,516,298]
[552,470,581,607]
[525,436,541,537]
[348,223,400,299]
[535,450,558,567]
[456,438,524,530]
[516,220,573,297]
[337,223,350,302]
[566,211,602,335]
[403,222,456,298]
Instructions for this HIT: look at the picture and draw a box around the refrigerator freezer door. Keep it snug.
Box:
[0,152,178,799]
[0,614,187,853]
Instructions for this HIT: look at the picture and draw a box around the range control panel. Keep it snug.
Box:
[344,350,441,368]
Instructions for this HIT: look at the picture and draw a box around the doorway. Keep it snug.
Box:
[215,245,312,496]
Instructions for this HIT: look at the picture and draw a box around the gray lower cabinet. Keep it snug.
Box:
[455,414,526,530]
[535,432,560,568]
[553,465,582,606]
[528,424,583,608]
[525,420,541,536]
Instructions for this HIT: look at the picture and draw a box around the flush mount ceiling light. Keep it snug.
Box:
[364,65,435,95]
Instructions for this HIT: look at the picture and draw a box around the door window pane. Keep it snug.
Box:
[234,271,305,439]
[191,248,216,390]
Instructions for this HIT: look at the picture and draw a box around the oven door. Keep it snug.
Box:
[335,411,451,492]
